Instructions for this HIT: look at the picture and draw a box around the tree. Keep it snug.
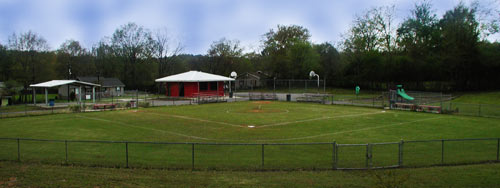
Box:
[153,28,183,77]
[262,25,310,51]
[261,25,317,79]
[314,42,341,85]
[0,43,12,81]
[469,0,500,41]
[206,38,243,75]
[111,22,156,89]
[341,7,396,86]
[8,31,50,102]
[1,80,22,97]
[397,2,439,56]
[439,3,481,90]
[396,2,441,88]
[57,40,89,79]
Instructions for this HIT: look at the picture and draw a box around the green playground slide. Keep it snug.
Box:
[397,88,414,101]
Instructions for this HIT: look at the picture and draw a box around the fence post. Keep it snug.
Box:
[366,144,372,168]
[191,143,195,170]
[125,142,129,168]
[441,139,445,164]
[399,139,404,167]
[17,138,20,162]
[261,144,265,168]
[332,141,336,170]
[497,138,499,161]
[65,140,68,164]
[440,93,443,110]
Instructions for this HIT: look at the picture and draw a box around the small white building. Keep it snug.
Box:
[57,77,125,99]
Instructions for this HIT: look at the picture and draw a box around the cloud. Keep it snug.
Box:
[0,0,497,53]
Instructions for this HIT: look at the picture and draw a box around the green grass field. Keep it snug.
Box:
[1,161,499,187]
[1,99,500,187]
[0,101,499,170]
[451,91,500,105]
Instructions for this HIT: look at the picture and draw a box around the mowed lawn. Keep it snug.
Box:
[0,101,499,169]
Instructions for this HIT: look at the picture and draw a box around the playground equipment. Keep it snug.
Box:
[396,85,414,101]
[389,85,446,113]
[389,85,414,107]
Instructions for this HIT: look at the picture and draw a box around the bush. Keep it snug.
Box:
[69,105,82,112]
[139,102,150,108]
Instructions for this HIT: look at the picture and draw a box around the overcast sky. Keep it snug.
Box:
[0,0,498,54]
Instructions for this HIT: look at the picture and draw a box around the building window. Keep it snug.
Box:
[210,82,217,91]
[116,87,121,91]
[199,82,208,91]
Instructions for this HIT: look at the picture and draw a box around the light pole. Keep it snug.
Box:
[230,71,237,97]
[309,71,319,93]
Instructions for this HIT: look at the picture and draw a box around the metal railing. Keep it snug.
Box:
[1,137,498,170]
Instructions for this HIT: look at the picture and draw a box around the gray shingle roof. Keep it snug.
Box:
[77,77,125,87]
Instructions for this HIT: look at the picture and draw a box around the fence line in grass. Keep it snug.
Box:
[2,91,500,119]
[0,137,498,170]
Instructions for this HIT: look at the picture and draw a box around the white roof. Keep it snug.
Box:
[155,71,235,82]
[30,80,100,88]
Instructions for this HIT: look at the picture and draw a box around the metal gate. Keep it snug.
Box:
[336,142,401,169]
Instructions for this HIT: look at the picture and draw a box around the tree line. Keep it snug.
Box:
[1,2,500,102]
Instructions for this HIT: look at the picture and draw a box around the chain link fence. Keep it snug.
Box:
[441,102,500,118]
[235,79,327,93]
[1,137,498,170]
[3,89,500,119]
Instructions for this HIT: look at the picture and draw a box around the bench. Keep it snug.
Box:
[194,93,227,104]
[416,105,441,113]
[249,92,277,101]
[297,94,328,104]
[394,103,416,111]
[93,104,117,110]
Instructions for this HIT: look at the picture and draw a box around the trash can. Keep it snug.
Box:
[286,94,291,101]
[130,100,136,108]
[49,99,55,106]
[229,91,233,98]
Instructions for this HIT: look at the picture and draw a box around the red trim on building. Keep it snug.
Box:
[165,81,224,97]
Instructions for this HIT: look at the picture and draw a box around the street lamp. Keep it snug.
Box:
[309,71,319,93]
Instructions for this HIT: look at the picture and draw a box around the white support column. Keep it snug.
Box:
[78,86,82,103]
[45,88,48,105]
[92,86,95,103]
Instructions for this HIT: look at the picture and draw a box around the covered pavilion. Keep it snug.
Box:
[29,80,100,105]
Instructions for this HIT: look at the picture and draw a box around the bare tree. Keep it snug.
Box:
[153,28,183,77]
[111,22,155,89]
[8,31,49,102]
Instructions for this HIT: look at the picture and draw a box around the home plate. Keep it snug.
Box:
[248,125,255,128]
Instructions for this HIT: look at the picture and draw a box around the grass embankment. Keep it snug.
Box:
[451,91,500,105]
[1,161,499,187]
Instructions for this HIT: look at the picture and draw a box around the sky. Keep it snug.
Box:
[0,0,498,54]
